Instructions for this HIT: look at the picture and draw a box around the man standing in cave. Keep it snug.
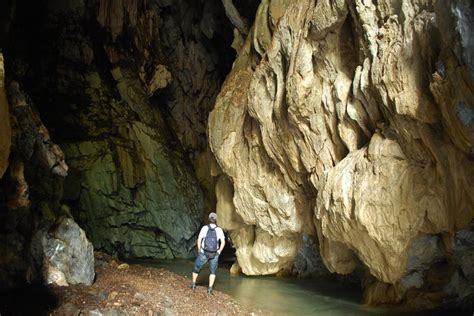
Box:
[190,212,225,295]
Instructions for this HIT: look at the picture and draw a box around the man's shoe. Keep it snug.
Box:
[190,283,196,290]
[207,287,213,295]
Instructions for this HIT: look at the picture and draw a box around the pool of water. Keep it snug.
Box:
[132,258,419,315]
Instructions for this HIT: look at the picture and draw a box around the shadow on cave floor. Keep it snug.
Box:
[0,285,58,316]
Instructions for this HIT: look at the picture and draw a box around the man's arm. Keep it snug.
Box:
[197,237,203,253]
[218,231,225,255]
[196,226,207,253]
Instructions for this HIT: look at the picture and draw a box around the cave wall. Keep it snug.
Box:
[1,2,98,287]
[209,0,474,307]
[0,0,234,260]
[0,74,72,286]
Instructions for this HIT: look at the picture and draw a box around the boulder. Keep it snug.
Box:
[41,217,95,286]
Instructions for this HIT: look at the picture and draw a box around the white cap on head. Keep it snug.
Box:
[209,212,217,221]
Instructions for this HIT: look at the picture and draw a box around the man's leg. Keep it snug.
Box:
[207,255,219,294]
[191,252,207,289]
[209,274,216,287]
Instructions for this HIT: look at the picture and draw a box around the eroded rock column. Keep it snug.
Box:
[209,0,474,306]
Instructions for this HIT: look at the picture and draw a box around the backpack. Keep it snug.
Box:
[203,225,219,258]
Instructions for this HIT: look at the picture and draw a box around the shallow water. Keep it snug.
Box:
[133,259,453,315]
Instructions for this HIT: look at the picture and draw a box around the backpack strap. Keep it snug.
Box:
[208,224,216,230]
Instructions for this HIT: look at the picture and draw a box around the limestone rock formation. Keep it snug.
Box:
[55,0,226,259]
[0,79,72,287]
[209,0,474,307]
[39,217,95,286]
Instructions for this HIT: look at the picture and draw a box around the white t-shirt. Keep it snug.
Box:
[198,224,225,251]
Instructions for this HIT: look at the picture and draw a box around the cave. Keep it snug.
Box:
[1,0,473,314]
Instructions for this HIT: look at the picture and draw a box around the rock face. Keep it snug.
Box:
[209,0,474,307]
[0,78,74,287]
[450,224,474,300]
[61,126,202,259]
[38,217,95,286]
[54,0,208,257]
[1,0,234,259]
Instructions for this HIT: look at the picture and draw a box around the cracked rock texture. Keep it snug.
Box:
[1,0,234,260]
[209,0,474,307]
[0,77,79,287]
